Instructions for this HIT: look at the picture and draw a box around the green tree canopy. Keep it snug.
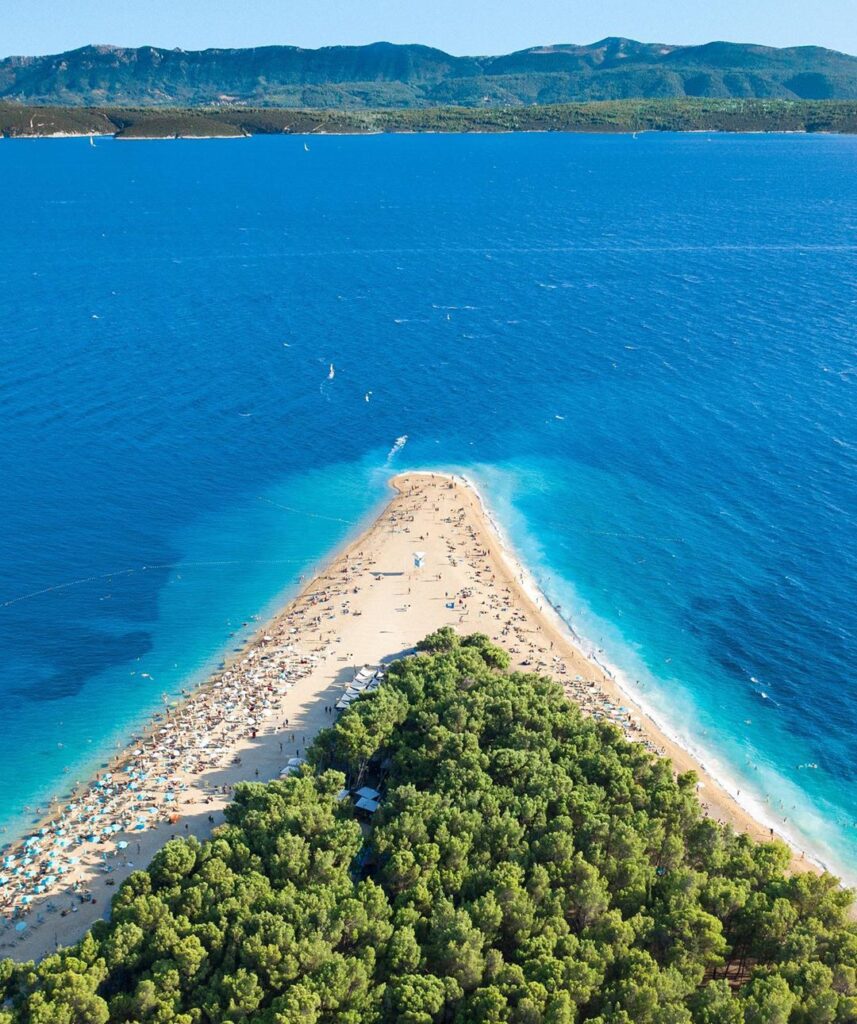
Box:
[2,635,854,1023]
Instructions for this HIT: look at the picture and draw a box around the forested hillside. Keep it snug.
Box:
[2,38,857,108]
[2,630,854,1023]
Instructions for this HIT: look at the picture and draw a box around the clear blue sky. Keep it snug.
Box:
[2,0,856,59]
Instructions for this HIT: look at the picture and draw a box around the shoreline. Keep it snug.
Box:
[0,471,832,961]
[0,482,393,847]
[2,128,846,141]
[450,470,835,877]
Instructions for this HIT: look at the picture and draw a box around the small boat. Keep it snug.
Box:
[304,143,310,152]
[89,134,96,148]
[327,364,335,380]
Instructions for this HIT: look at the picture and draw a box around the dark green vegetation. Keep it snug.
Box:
[2,630,854,1022]
[2,39,857,109]
[3,98,857,138]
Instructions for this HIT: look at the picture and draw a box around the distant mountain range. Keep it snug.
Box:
[2,38,857,108]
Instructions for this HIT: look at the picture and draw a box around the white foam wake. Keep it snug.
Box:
[386,435,408,462]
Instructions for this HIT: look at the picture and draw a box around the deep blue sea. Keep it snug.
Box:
[0,132,855,879]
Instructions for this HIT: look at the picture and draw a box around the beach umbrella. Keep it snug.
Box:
[15,921,27,931]
[116,841,129,850]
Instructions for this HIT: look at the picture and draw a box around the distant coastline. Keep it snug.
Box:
[3,98,857,139]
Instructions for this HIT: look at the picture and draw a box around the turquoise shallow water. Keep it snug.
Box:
[0,132,855,878]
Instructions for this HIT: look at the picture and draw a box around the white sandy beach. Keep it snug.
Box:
[1,472,815,962]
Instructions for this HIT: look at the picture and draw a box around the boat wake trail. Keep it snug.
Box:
[386,434,408,463]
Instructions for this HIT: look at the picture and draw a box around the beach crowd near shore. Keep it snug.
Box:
[1,473,804,962]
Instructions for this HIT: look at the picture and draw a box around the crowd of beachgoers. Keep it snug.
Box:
[0,572,367,949]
